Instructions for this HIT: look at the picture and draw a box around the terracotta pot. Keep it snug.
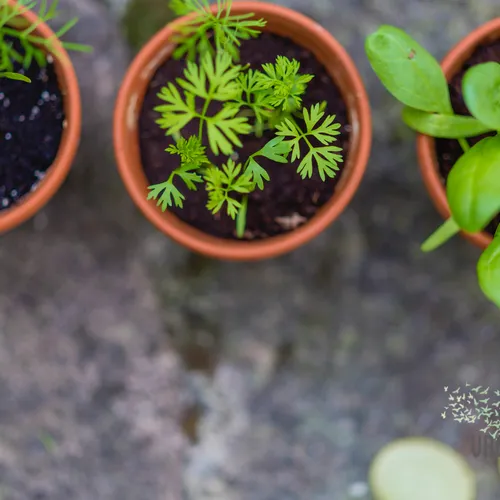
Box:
[0,0,81,234]
[114,1,372,260]
[417,18,500,250]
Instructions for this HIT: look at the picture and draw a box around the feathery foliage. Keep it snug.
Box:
[148,0,344,237]
[0,0,91,83]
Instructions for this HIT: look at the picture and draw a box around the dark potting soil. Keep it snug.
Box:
[139,32,351,240]
[0,38,64,212]
[435,40,500,236]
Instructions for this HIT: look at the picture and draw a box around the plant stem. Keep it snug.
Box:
[198,98,211,140]
[236,194,248,238]
[288,114,313,149]
[458,137,470,153]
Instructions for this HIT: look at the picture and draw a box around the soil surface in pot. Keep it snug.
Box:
[435,40,500,236]
[139,32,351,240]
[0,38,64,212]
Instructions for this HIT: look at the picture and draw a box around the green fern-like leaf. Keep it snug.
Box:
[234,69,274,125]
[206,104,251,155]
[243,136,291,189]
[171,0,266,61]
[155,82,197,134]
[147,180,185,209]
[148,135,208,211]
[256,136,291,163]
[175,163,204,190]
[276,104,343,181]
[156,52,251,155]
[166,135,209,166]
[177,51,241,101]
[245,157,269,190]
[258,56,314,112]
[204,158,253,218]
[147,163,204,211]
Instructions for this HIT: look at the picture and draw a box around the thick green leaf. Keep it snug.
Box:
[447,135,500,232]
[463,62,500,130]
[365,25,452,113]
[477,232,500,308]
[421,217,461,252]
[402,106,493,138]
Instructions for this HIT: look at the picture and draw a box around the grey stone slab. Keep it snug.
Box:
[0,1,185,499]
[0,0,499,499]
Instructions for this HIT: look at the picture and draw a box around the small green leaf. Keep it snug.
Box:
[447,135,500,232]
[202,51,241,101]
[147,181,185,210]
[297,147,342,181]
[402,106,493,138]
[258,56,314,111]
[275,117,302,160]
[246,157,270,189]
[463,62,500,130]
[0,71,31,82]
[166,135,208,166]
[206,105,251,155]
[235,69,273,124]
[478,232,500,308]
[176,164,204,190]
[275,105,343,180]
[256,136,291,163]
[155,83,196,134]
[170,0,265,61]
[365,25,452,113]
[421,217,461,252]
[204,160,253,219]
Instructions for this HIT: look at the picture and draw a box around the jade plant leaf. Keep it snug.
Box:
[447,135,500,232]
[402,106,493,138]
[365,25,452,114]
[477,227,500,308]
[463,62,500,130]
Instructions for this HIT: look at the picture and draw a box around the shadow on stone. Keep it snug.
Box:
[181,403,203,444]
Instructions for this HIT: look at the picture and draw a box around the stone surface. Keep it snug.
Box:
[0,0,500,499]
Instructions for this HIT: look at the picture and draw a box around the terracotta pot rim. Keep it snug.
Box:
[0,0,81,234]
[417,18,500,250]
[114,1,372,260]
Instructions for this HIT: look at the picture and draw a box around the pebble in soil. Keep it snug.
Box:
[0,40,64,211]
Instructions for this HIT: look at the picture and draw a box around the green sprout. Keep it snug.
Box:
[148,0,344,238]
[365,25,500,308]
[0,0,92,83]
